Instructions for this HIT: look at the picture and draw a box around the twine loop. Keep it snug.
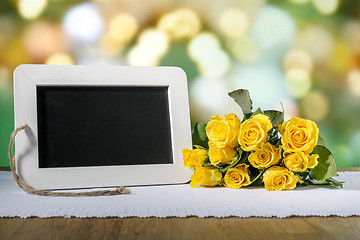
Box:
[8,124,131,197]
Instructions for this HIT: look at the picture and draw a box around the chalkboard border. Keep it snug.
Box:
[13,65,192,190]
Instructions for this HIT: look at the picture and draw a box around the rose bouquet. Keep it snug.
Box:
[183,89,342,191]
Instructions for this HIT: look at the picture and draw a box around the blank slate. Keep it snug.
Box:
[37,86,173,168]
[14,65,192,190]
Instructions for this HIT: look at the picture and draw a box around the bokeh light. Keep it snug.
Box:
[328,42,356,74]
[138,29,169,57]
[45,53,74,65]
[284,49,313,73]
[188,33,220,62]
[300,91,330,121]
[127,45,158,66]
[295,26,334,63]
[198,49,231,78]
[63,2,104,43]
[18,0,47,20]
[312,0,339,15]
[227,35,259,62]
[98,34,125,58]
[127,28,170,66]
[285,68,312,98]
[23,21,65,62]
[347,69,360,97]
[218,8,249,38]
[157,8,201,41]
[252,6,295,50]
[108,13,138,43]
[0,0,359,167]
[188,32,230,78]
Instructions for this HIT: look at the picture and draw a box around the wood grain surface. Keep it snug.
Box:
[1,216,360,240]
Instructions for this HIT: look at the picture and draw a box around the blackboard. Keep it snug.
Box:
[14,65,192,189]
[37,86,173,168]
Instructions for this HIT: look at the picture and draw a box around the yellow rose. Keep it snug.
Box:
[262,166,301,191]
[208,142,237,166]
[206,114,241,148]
[283,152,308,172]
[190,167,223,187]
[182,148,208,168]
[283,152,319,172]
[308,154,319,169]
[224,164,251,189]
[279,117,319,154]
[238,114,272,151]
[248,142,282,169]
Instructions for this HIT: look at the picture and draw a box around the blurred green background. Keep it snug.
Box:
[0,0,359,167]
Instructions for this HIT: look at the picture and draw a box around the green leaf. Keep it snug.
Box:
[231,149,242,164]
[317,135,325,147]
[228,89,253,114]
[299,179,311,186]
[192,123,209,148]
[243,113,252,121]
[193,145,205,149]
[252,107,263,116]
[263,110,284,128]
[296,171,310,182]
[310,145,338,180]
[249,169,266,185]
[242,108,263,122]
[268,129,281,146]
[203,157,213,167]
[305,178,343,188]
[307,179,330,185]
[325,177,343,188]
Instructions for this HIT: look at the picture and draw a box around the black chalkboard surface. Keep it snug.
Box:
[37,86,173,168]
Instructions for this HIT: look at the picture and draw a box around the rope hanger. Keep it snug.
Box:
[8,124,131,197]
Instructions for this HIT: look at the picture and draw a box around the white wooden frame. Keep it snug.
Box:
[13,64,192,190]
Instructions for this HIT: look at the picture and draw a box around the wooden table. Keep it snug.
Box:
[1,167,359,240]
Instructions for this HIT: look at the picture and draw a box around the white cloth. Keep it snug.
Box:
[0,171,359,218]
